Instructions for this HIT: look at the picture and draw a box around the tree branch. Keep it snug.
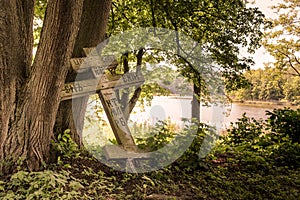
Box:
[119,52,129,105]
[124,87,142,121]
[149,0,157,35]
[277,49,300,76]
[124,49,145,120]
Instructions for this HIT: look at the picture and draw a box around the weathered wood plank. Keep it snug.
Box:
[61,74,119,101]
[70,57,118,72]
[114,71,145,89]
[61,72,144,101]
[82,47,116,60]
[70,57,85,69]
[97,73,144,151]
[103,145,149,160]
[91,66,107,78]
[82,47,97,56]
[98,89,137,150]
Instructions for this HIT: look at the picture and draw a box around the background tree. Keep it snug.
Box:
[107,0,266,120]
[229,65,300,104]
[264,0,300,76]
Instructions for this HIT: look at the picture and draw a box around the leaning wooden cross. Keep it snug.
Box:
[61,47,144,153]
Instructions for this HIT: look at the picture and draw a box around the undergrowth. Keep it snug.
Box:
[0,108,299,199]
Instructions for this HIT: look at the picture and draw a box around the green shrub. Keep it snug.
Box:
[0,170,83,199]
[224,113,265,146]
[175,122,217,168]
[136,120,175,151]
[52,129,81,163]
[136,119,216,169]
[222,108,300,168]
[266,108,300,143]
[270,142,300,168]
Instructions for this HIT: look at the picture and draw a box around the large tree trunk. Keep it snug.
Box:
[55,0,112,147]
[0,0,84,174]
[0,0,34,173]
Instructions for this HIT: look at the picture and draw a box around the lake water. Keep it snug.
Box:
[129,96,294,131]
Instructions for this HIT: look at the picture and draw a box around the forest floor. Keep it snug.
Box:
[1,152,299,200]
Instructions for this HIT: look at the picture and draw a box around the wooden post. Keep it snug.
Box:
[97,71,145,151]
[98,88,137,151]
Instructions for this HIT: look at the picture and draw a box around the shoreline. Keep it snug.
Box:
[153,95,300,108]
[232,100,299,107]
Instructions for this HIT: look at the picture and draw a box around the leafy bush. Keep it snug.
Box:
[224,113,265,146]
[136,120,175,151]
[270,142,300,168]
[136,119,217,169]
[221,108,300,168]
[266,108,300,143]
[52,129,81,163]
[175,122,217,168]
[0,170,83,199]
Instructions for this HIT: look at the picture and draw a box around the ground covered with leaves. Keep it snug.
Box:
[0,108,299,199]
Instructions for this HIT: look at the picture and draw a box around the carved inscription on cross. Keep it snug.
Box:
[98,88,137,150]
[61,72,144,101]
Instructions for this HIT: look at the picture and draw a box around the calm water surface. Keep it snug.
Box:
[130,96,296,130]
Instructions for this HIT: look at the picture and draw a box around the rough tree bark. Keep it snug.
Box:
[0,0,84,174]
[55,0,112,147]
[0,0,35,173]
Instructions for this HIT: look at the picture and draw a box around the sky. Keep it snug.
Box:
[249,0,284,69]
[252,0,283,18]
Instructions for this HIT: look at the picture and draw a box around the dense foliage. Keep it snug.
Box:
[229,66,300,104]
[108,0,266,93]
[263,0,300,76]
[222,108,300,168]
[1,108,299,199]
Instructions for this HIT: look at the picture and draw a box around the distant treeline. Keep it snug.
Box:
[229,67,300,105]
